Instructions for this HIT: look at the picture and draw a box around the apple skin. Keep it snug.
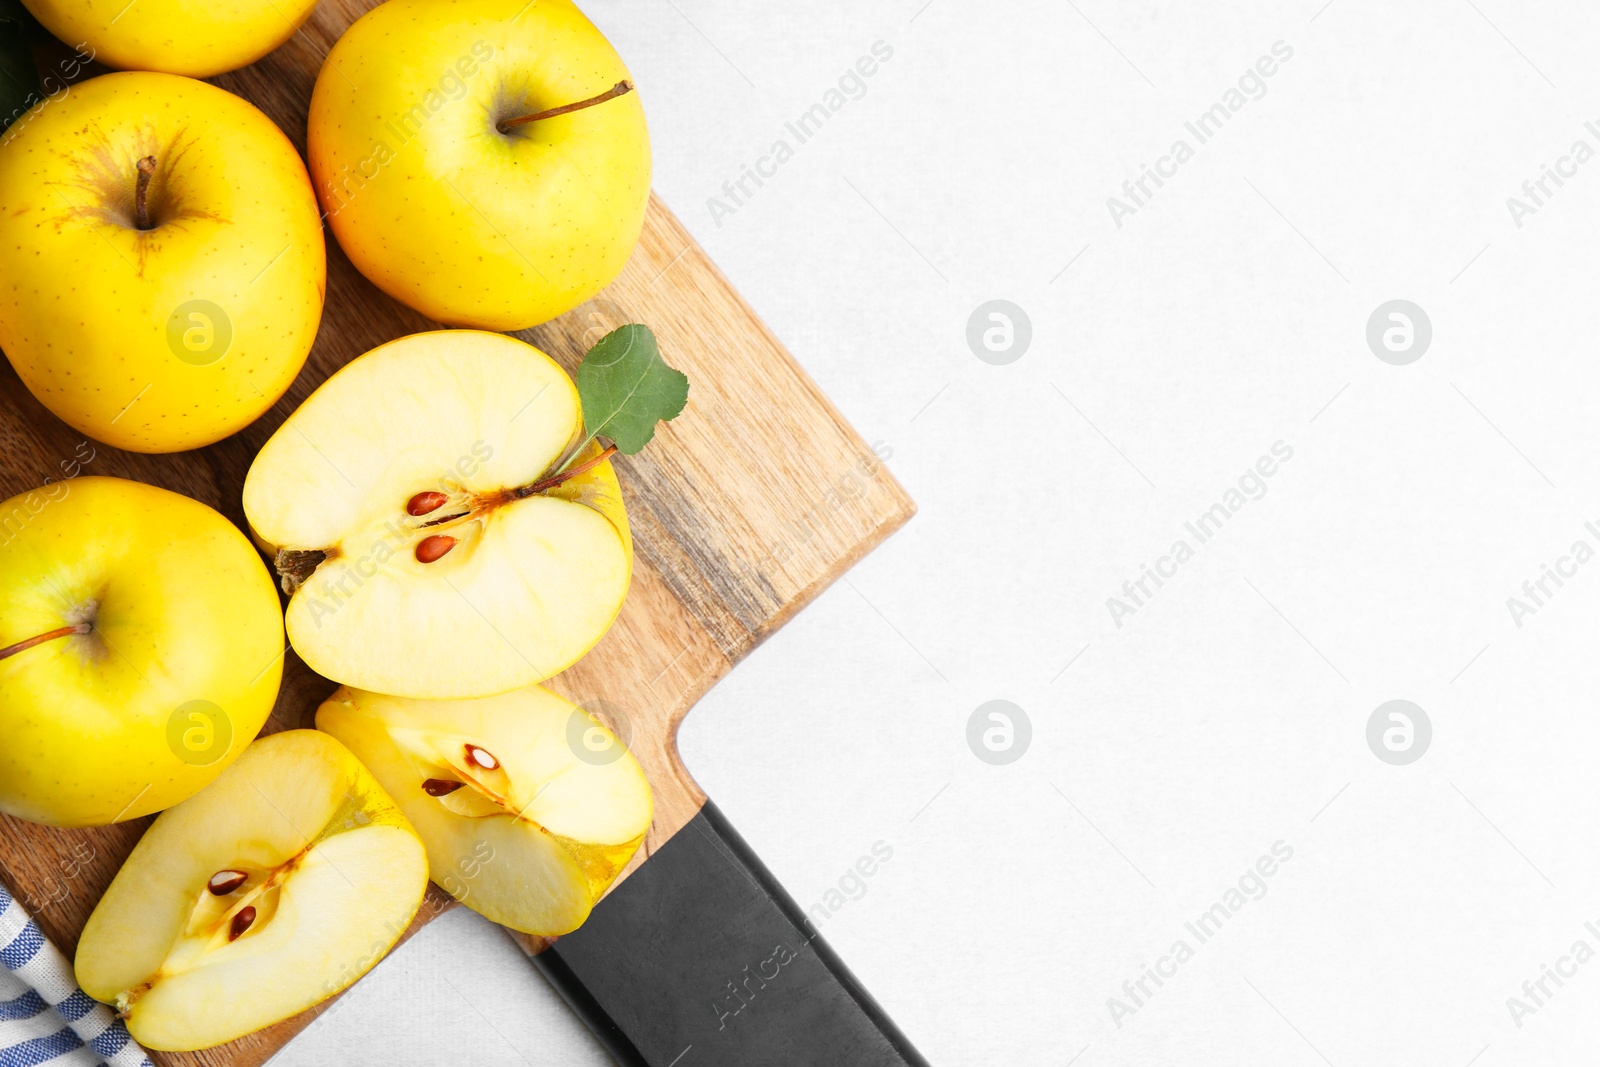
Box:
[306,0,650,330]
[0,477,284,827]
[19,0,320,78]
[0,72,326,453]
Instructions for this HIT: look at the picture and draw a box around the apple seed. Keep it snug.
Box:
[464,744,499,771]
[422,778,465,797]
[229,905,257,942]
[415,535,457,563]
[406,491,449,516]
[207,869,249,896]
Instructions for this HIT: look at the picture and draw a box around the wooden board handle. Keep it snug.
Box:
[516,799,930,1067]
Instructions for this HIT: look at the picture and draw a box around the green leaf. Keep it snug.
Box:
[0,1,43,134]
[574,324,689,456]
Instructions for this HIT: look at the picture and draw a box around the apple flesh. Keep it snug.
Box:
[317,684,651,936]
[75,730,428,1052]
[0,476,283,827]
[242,330,632,699]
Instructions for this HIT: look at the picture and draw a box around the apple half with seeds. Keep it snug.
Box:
[241,330,632,699]
[317,683,652,936]
[74,730,428,1051]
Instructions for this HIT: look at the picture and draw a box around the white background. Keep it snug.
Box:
[278,1,1600,1064]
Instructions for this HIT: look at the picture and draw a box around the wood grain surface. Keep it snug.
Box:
[0,3,914,1063]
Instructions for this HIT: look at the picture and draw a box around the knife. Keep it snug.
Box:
[512,796,930,1067]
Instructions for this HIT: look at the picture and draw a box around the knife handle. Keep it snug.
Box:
[524,799,931,1067]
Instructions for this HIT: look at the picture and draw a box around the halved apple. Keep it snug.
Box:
[316,684,652,936]
[75,730,428,1052]
[241,330,632,699]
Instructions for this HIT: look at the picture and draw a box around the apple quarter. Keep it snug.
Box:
[318,684,653,936]
[74,730,428,1051]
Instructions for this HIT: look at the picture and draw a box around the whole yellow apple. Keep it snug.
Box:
[306,0,650,331]
[0,476,284,827]
[0,72,325,453]
[19,0,321,78]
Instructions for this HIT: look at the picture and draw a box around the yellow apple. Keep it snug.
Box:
[0,71,325,453]
[306,0,650,330]
[75,730,429,1051]
[317,684,651,936]
[242,330,632,699]
[19,0,321,78]
[0,476,284,827]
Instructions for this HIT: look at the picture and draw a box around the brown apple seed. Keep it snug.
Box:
[229,905,257,942]
[422,778,465,797]
[407,491,449,516]
[415,535,457,563]
[207,869,249,896]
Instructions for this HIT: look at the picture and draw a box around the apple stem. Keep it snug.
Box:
[497,80,634,133]
[0,622,91,662]
[514,445,618,499]
[134,155,157,231]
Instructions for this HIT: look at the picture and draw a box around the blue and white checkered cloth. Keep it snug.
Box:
[0,881,151,1067]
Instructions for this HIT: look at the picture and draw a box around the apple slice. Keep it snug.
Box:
[75,730,428,1052]
[241,330,632,699]
[316,684,652,936]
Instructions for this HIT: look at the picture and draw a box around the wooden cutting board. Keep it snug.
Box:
[0,5,914,1063]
